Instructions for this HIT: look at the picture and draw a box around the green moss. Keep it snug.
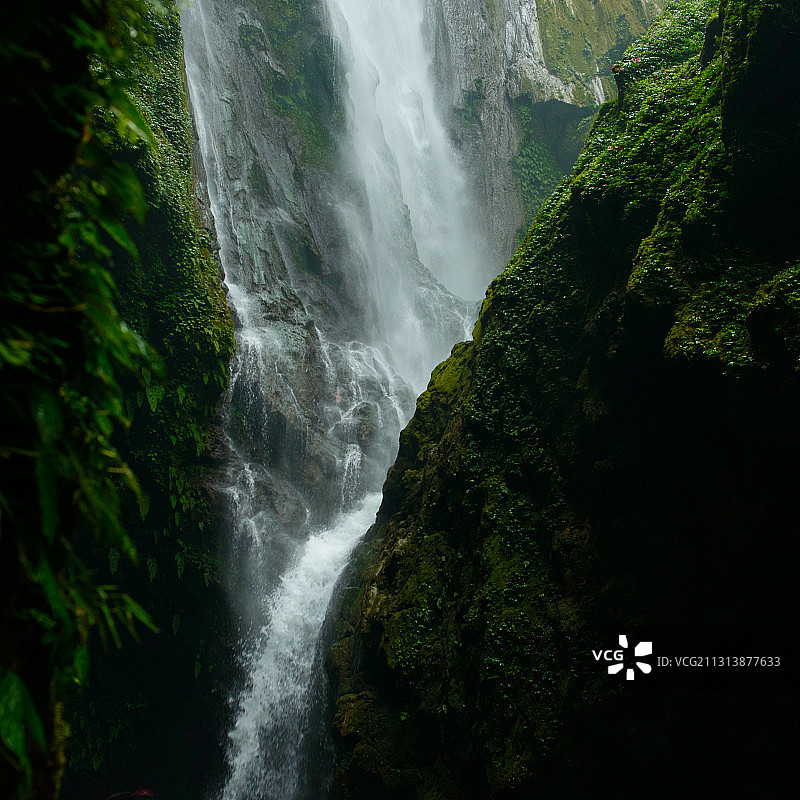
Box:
[456,78,485,127]
[331,1,800,796]
[536,0,662,89]
[65,7,235,794]
[510,96,599,243]
[512,127,563,237]
[111,6,234,525]
[288,229,323,274]
[248,0,339,165]
[264,68,335,165]
[238,23,266,52]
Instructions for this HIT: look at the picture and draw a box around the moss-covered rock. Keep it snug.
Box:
[61,6,236,798]
[506,0,666,237]
[330,1,800,796]
[245,0,339,165]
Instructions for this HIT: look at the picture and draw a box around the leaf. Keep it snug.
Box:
[109,89,155,148]
[23,557,72,630]
[108,547,119,575]
[99,599,122,650]
[0,338,35,367]
[35,455,59,543]
[0,669,46,775]
[145,383,164,413]
[121,595,158,635]
[33,390,63,443]
[72,644,90,686]
[99,218,138,258]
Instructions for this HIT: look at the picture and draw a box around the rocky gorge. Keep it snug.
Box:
[176,1,667,797]
[2,1,797,799]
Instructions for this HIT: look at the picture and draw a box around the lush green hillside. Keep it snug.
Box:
[328,1,800,796]
[505,0,665,232]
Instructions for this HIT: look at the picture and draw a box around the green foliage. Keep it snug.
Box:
[264,69,335,165]
[107,4,234,553]
[0,671,46,781]
[511,128,563,236]
[0,1,170,796]
[456,78,485,127]
[62,7,235,794]
[510,97,596,242]
[614,0,713,85]
[533,0,661,101]
[1,2,235,797]
[67,693,146,774]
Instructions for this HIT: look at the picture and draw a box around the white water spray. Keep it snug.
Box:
[223,494,381,798]
[329,0,489,295]
[325,0,494,390]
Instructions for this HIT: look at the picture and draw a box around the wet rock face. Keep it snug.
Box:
[329,1,800,797]
[186,0,422,523]
[425,0,664,253]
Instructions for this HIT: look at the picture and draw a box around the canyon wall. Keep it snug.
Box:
[328,1,799,796]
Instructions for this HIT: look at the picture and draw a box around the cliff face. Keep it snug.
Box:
[179,0,662,591]
[429,0,664,250]
[176,0,664,585]
[183,0,423,527]
[328,1,800,796]
[183,2,672,797]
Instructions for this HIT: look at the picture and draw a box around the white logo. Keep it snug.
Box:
[592,635,653,680]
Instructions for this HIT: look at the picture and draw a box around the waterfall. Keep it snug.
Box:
[324,0,494,389]
[222,493,382,798]
[180,0,494,797]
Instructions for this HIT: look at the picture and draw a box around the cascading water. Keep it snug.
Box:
[181,0,495,797]
[323,0,495,389]
[222,493,381,798]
